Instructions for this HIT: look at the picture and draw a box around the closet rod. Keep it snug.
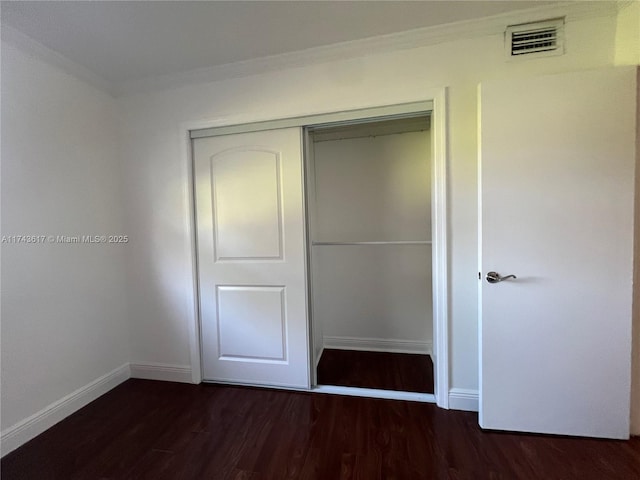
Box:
[312,241,432,246]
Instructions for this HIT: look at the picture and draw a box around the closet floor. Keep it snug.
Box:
[317,349,434,393]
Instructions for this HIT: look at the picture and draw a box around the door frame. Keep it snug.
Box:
[182,89,450,408]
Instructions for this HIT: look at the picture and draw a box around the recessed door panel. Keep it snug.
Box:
[217,286,286,362]
[211,150,283,261]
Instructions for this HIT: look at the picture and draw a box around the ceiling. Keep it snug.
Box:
[2,1,559,84]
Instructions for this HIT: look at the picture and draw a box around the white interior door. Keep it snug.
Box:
[193,127,309,389]
[479,67,637,439]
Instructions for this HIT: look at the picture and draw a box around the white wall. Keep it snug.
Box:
[118,9,625,397]
[312,131,431,243]
[1,42,130,447]
[313,246,432,350]
[310,130,432,352]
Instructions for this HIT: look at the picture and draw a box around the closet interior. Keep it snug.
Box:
[306,115,434,394]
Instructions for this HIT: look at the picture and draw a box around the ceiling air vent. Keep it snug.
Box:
[505,18,564,60]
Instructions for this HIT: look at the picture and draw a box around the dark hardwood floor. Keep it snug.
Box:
[317,349,434,393]
[2,379,640,480]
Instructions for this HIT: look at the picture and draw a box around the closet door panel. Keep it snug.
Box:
[194,127,309,389]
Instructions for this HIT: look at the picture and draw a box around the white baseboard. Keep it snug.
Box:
[130,362,193,383]
[448,388,479,412]
[1,363,130,457]
[323,336,432,355]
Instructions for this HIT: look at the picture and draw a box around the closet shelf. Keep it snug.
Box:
[312,240,432,246]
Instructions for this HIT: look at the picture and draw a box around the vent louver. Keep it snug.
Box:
[506,19,564,59]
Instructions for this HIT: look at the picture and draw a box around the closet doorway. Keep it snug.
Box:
[190,98,448,406]
[305,115,436,401]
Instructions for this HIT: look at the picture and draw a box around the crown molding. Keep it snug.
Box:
[1,24,116,96]
[117,1,619,96]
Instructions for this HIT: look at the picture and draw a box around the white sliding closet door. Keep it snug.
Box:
[193,128,309,389]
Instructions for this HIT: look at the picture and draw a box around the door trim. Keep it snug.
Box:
[431,88,449,408]
[183,92,449,408]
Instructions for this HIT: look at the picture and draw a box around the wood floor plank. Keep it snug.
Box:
[2,379,640,479]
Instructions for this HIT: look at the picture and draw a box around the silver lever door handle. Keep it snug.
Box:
[486,271,517,284]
